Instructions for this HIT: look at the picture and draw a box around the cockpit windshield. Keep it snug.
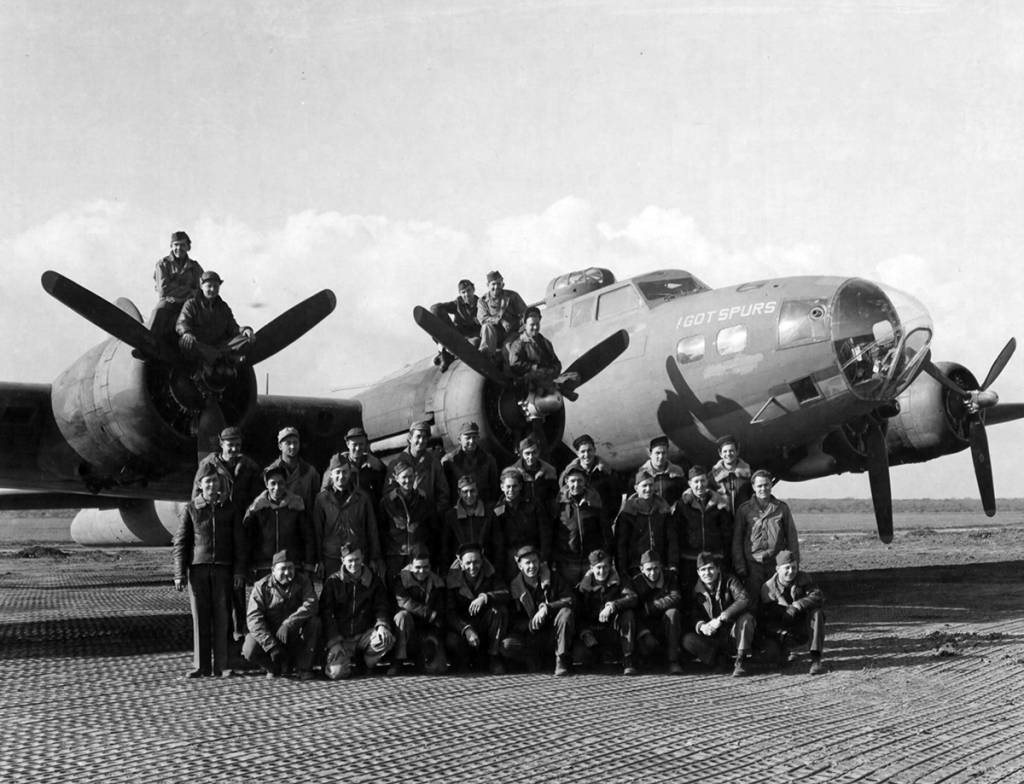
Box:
[831,279,933,400]
[636,272,709,305]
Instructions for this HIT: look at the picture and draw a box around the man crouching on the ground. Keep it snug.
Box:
[630,550,684,674]
[682,552,755,677]
[391,545,447,675]
[243,549,320,680]
[320,544,395,680]
[500,545,575,676]
[759,550,826,675]
[574,549,639,675]
[446,543,509,674]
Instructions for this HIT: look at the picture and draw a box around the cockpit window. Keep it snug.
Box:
[637,275,707,303]
[778,298,830,348]
[596,285,642,320]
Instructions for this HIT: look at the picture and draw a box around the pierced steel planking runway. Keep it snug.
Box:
[1,547,1023,784]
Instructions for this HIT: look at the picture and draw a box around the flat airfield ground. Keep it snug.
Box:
[1,514,1022,784]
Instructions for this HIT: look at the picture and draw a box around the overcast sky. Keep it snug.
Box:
[3,1,1023,500]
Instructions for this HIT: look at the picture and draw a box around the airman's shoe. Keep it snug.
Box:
[554,656,571,676]
[808,658,827,676]
[732,657,748,677]
[668,661,684,675]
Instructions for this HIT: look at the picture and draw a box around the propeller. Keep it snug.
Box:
[412,306,505,384]
[559,329,630,395]
[921,337,1016,517]
[862,420,893,543]
[41,271,176,363]
[43,271,337,461]
[246,289,337,365]
[413,304,629,456]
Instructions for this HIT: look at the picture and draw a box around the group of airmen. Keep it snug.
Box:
[173,423,827,681]
[157,231,827,681]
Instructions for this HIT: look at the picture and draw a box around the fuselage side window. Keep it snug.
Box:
[570,299,594,327]
[716,324,748,356]
[596,285,641,320]
[778,298,829,348]
[676,335,705,364]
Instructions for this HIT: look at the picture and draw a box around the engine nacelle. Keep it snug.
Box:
[360,358,564,464]
[70,500,181,546]
[885,361,976,466]
[50,338,256,488]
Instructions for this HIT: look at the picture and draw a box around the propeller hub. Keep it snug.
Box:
[973,389,999,410]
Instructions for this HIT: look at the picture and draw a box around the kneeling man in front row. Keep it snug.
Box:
[630,550,684,674]
[573,549,638,675]
[243,549,320,680]
[391,545,448,675]
[759,550,826,675]
[320,544,395,680]
[682,551,755,677]
[445,542,509,674]
[500,545,575,676]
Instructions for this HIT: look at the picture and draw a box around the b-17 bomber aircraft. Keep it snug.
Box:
[0,266,1021,546]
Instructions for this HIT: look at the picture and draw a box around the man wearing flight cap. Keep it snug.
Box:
[759,550,826,675]
[173,462,247,678]
[476,270,528,361]
[630,550,684,674]
[379,456,437,578]
[559,433,621,516]
[320,427,387,503]
[442,421,499,505]
[677,465,733,584]
[442,474,500,567]
[243,464,315,579]
[320,543,395,680]
[733,469,800,607]
[445,542,509,674]
[500,544,576,676]
[175,268,254,365]
[614,468,676,577]
[151,230,203,346]
[507,306,562,385]
[313,453,382,578]
[390,545,448,675]
[430,278,480,371]
[389,419,449,520]
[553,464,612,587]
[507,435,559,517]
[264,426,321,513]
[193,425,263,640]
[243,549,320,680]
[637,435,687,508]
[682,551,755,677]
[572,549,639,675]
[492,465,550,581]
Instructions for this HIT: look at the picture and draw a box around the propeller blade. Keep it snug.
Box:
[560,329,630,392]
[247,289,337,365]
[985,403,1024,426]
[979,337,1016,391]
[969,422,996,517]
[41,271,174,362]
[863,422,894,543]
[922,359,968,396]
[412,305,505,385]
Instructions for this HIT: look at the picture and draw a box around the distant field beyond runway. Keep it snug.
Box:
[1,505,1022,545]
